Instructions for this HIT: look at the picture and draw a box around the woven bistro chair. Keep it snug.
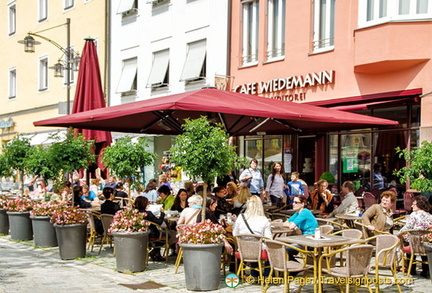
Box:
[147,220,170,263]
[99,214,114,255]
[366,234,401,293]
[399,229,432,276]
[263,239,313,293]
[235,234,270,289]
[319,244,374,293]
[86,211,103,253]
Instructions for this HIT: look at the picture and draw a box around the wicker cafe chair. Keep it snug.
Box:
[174,224,188,273]
[320,224,334,235]
[86,211,103,252]
[399,229,432,276]
[353,221,390,240]
[263,239,313,293]
[331,229,364,266]
[147,220,170,263]
[99,214,114,255]
[319,244,374,293]
[235,234,270,288]
[366,234,401,293]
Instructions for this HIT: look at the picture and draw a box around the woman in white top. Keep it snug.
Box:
[177,195,203,225]
[233,195,271,239]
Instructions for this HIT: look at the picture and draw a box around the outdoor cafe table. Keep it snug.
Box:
[335,214,362,228]
[271,227,293,239]
[277,234,365,293]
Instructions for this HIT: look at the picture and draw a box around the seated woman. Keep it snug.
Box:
[283,195,318,260]
[233,195,271,277]
[72,186,100,209]
[362,190,395,236]
[232,186,250,215]
[171,188,189,213]
[81,184,98,202]
[197,195,219,224]
[225,182,238,201]
[134,196,166,261]
[177,195,203,225]
[308,179,334,215]
[397,195,432,277]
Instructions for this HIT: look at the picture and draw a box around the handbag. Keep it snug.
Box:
[240,213,268,260]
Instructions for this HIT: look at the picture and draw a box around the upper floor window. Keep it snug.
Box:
[118,0,138,17]
[359,0,432,27]
[147,49,169,89]
[313,0,335,52]
[267,0,286,60]
[8,1,16,36]
[117,57,137,96]
[242,0,259,65]
[9,68,16,99]
[39,57,48,91]
[148,0,170,8]
[64,0,74,10]
[63,46,76,86]
[180,40,206,83]
[38,0,48,22]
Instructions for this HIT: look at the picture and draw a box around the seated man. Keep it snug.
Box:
[101,187,121,215]
[326,181,358,218]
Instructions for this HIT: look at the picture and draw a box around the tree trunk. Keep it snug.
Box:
[201,183,207,222]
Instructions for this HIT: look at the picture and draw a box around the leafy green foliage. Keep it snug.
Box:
[0,154,12,177]
[24,145,57,180]
[102,137,156,181]
[394,141,432,192]
[170,116,241,183]
[319,172,336,184]
[2,136,33,171]
[48,131,96,175]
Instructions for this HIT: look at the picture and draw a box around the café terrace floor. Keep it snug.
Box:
[0,234,430,293]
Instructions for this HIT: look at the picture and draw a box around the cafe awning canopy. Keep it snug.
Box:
[34,88,398,136]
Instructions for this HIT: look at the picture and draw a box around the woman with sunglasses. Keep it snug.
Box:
[283,195,318,260]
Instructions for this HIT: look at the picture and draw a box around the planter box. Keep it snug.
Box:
[7,211,33,241]
[54,223,87,260]
[31,216,57,247]
[0,208,9,235]
[112,231,149,273]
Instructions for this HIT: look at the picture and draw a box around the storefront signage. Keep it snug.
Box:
[0,117,14,129]
[233,70,335,101]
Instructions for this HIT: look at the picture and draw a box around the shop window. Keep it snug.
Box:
[38,0,47,22]
[39,56,48,91]
[147,49,169,89]
[116,58,137,96]
[266,0,285,60]
[359,0,431,27]
[180,40,206,83]
[8,1,16,36]
[312,0,335,52]
[242,0,259,65]
[9,68,16,99]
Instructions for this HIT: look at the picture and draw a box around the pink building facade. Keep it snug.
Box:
[229,0,431,191]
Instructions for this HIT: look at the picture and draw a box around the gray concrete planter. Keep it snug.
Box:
[7,211,33,241]
[180,243,223,291]
[423,243,432,281]
[112,231,149,273]
[0,208,9,235]
[30,216,57,247]
[54,223,87,260]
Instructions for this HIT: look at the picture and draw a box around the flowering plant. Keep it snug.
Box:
[108,207,149,233]
[50,206,87,225]
[177,219,226,244]
[30,201,60,217]
[0,195,7,209]
[5,197,35,212]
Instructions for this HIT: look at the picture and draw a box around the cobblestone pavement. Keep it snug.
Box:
[0,235,430,293]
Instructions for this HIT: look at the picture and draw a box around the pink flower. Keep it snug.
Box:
[177,219,226,244]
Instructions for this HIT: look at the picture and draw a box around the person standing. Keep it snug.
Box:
[286,172,304,205]
[373,163,385,190]
[239,159,264,197]
[265,162,287,207]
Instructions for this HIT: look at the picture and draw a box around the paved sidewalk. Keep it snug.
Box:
[0,235,430,293]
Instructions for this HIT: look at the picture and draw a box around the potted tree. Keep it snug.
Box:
[170,116,242,291]
[30,201,59,247]
[0,194,9,235]
[108,207,150,272]
[102,137,157,193]
[5,197,35,241]
[50,205,88,260]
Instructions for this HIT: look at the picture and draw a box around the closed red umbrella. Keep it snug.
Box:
[72,38,112,178]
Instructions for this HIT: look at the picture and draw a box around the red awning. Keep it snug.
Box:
[34,88,398,136]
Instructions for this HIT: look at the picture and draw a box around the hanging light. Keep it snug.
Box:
[72,52,81,71]
[53,60,64,78]
[18,35,40,53]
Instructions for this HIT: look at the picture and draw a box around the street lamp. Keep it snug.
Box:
[18,18,80,114]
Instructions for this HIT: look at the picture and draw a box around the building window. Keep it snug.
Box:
[180,40,206,82]
[147,0,170,7]
[313,0,335,52]
[64,0,74,10]
[359,0,432,27]
[147,49,169,88]
[63,46,76,85]
[8,2,16,36]
[38,0,48,22]
[267,0,285,60]
[117,0,138,17]
[39,57,48,91]
[242,0,259,65]
[9,68,16,99]
[117,58,137,95]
